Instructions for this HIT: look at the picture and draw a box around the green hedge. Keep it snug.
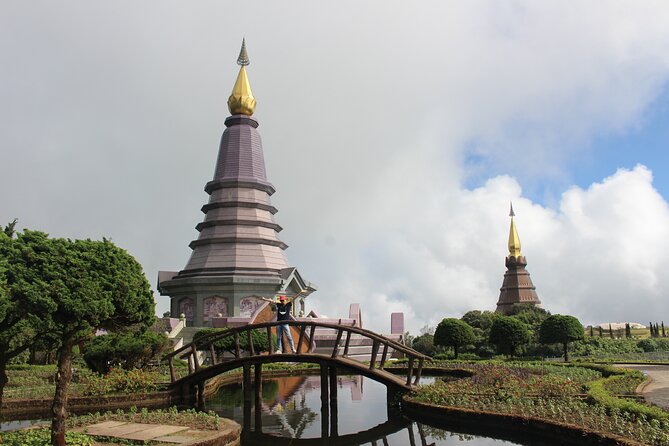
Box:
[586,370,669,422]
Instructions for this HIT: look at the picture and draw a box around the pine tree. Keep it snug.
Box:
[609,323,614,339]
[625,323,631,338]
[589,326,594,337]
[598,326,603,337]
[662,322,666,337]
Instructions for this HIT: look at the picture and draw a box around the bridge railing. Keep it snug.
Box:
[164,320,430,387]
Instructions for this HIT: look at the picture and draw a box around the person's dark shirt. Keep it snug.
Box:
[277,302,292,321]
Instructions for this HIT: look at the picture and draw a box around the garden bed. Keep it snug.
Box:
[408,361,669,445]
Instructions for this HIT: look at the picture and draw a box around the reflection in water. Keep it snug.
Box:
[205,374,524,446]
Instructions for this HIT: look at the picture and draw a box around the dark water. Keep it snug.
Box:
[205,375,530,446]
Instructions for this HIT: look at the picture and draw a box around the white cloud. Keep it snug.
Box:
[312,165,669,333]
[1,2,669,333]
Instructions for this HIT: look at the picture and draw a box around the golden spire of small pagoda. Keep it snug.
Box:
[227,38,256,116]
[508,202,522,258]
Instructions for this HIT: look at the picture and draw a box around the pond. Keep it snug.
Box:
[204,374,559,446]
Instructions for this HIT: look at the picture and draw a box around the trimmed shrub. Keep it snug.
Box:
[83,331,168,374]
[539,314,584,362]
[434,319,475,359]
[489,316,531,356]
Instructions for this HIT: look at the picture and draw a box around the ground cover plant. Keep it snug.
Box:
[0,407,230,446]
[0,429,93,446]
[410,361,669,445]
[68,406,226,431]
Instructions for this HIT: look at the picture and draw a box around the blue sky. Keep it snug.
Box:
[572,85,669,198]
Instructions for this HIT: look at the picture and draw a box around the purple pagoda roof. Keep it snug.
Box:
[176,114,290,278]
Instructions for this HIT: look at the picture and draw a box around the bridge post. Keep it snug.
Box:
[413,358,424,385]
[308,324,316,353]
[405,357,414,387]
[254,364,262,432]
[188,383,196,407]
[329,366,338,437]
[320,363,329,438]
[369,340,380,369]
[297,324,306,353]
[168,357,176,382]
[379,344,389,369]
[209,344,216,365]
[407,423,417,446]
[191,344,200,371]
[243,364,252,433]
[343,330,352,357]
[386,387,402,415]
[197,381,204,409]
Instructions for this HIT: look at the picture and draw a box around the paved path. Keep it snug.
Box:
[79,421,237,445]
[615,364,669,409]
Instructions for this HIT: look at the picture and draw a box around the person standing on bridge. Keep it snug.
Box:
[261,291,304,353]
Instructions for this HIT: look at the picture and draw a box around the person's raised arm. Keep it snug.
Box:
[285,289,307,303]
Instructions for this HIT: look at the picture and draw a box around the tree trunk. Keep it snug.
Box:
[51,341,73,446]
[454,345,458,359]
[563,342,569,362]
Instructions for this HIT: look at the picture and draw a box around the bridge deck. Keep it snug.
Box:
[170,352,413,391]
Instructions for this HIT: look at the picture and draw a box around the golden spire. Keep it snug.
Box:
[508,202,522,258]
[227,38,256,116]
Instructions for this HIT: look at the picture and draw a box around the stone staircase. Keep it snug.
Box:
[175,327,201,345]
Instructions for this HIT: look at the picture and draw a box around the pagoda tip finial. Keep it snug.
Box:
[507,202,521,257]
[237,38,250,66]
[227,38,256,116]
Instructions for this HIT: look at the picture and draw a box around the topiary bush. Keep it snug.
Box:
[489,316,531,356]
[83,331,168,374]
[434,318,475,359]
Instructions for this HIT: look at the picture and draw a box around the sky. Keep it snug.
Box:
[2,1,669,334]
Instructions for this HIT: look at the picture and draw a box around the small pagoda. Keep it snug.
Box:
[495,203,541,314]
[158,40,315,326]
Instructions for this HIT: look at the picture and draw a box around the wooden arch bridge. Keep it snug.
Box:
[165,320,430,405]
[242,418,436,446]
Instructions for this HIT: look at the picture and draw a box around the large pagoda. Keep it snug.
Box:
[495,203,541,314]
[158,40,315,326]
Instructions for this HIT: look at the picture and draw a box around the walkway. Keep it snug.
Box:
[78,420,239,445]
[616,364,669,409]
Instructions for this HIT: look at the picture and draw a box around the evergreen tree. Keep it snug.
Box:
[662,322,666,337]
[434,318,475,359]
[539,315,584,362]
[489,316,531,357]
[625,323,631,339]
[609,323,614,339]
